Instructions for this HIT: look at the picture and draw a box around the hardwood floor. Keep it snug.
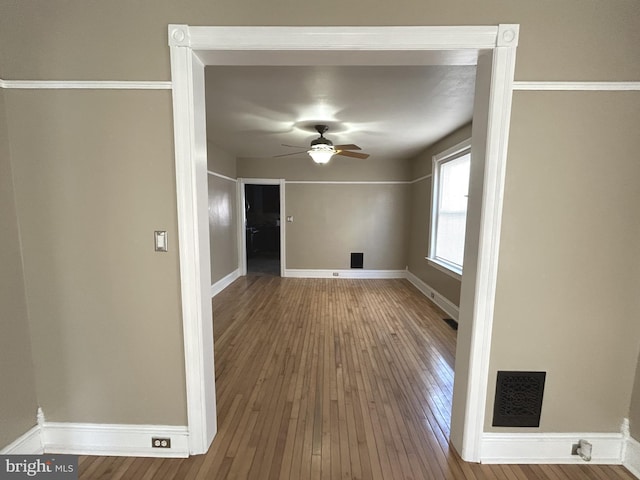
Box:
[79,277,635,479]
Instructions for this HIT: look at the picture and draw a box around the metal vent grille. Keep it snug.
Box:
[350,252,364,269]
[492,371,546,427]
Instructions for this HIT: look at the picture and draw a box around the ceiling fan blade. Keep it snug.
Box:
[281,143,308,149]
[273,151,306,158]
[333,144,361,151]
[336,150,370,159]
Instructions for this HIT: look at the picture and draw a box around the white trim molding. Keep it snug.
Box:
[42,423,189,458]
[405,270,460,321]
[211,268,240,297]
[286,180,410,185]
[0,426,43,455]
[624,436,640,479]
[184,25,501,52]
[0,79,172,90]
[513,81,640,91]
[481,432,624,465]
[284,269,406,279]
[170,34,218,455]
[207,170,238,183]
[169,23,519,464]
[410,174,432,184]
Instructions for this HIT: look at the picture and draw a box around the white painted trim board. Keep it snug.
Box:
[286,180,410,185]
[42,423,189,458]
[170,39,218,455]
[207,170,237,183]
[211,269,240,297]
[0,425,43,455]
[0,79,172,90]
[405,270,459,321]
[624,436,640,479]
[410,174,432,184]
[2,79,638,92]
[481,432,624,465]
[284,269,406,279]
[513,81,640,91]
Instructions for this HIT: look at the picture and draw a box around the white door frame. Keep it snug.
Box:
[168,25,519,460]
[238,178,286,277]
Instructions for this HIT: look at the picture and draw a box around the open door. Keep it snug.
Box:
[244,184,281,276]
[238,178,286,278]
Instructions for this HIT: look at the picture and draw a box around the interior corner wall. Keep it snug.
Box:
[406,124,472,306]
[0,89,39,449]
[207,141,237,179]
[237,156,411,271]
[485,91,640,433]
[207,144,239,284]
[4,89,188,425]
[630,351,640,439]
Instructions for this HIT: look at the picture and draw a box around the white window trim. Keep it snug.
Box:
[428,138,472,279]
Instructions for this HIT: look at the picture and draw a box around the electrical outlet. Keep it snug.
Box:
[333,272,339,277]
[429,292,435,299]
[152,437,171,448]
[571,443,580,455]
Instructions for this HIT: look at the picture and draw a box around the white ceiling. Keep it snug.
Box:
[205,65,476,162]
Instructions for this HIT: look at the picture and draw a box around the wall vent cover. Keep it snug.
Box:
[351,252,364,269]
[492,371,546,427]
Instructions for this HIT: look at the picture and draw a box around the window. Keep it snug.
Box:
[428,139,471,279]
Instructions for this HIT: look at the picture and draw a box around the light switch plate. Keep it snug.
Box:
[154,231,168,252]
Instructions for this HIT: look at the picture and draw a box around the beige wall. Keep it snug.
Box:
[207,142,237,180]
[631,353,640,439]
[0,1,639,82]
[238,156,411,271]
[238,156,411,182]
[285,183,410,270]
[0,0,639,448]
[406,124,472,306]
[207,144,239,284]
[5,90,187,425]
[0,89,39,448]
[486,91,640,432]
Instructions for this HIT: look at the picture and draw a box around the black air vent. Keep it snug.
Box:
[350,252,364,269]
[492,371,546,427]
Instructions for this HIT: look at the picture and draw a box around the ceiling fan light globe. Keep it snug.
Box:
[308,147,334,164]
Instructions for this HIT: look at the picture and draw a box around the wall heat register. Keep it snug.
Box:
[492,371,546,427]
[351,253,364,269]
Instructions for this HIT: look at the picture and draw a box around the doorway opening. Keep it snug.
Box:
[169,25,519,460]
[244,184,281,276]
[238,178,286,278]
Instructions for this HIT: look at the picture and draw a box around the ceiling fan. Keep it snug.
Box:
[275,125,370,164]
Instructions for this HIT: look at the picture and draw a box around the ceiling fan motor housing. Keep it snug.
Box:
[310,136,333,147]
[311,125,333,147]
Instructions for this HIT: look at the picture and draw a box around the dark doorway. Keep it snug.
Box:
[245,184,281,276]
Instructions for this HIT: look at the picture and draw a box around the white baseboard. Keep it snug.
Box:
[481,432,624,464]
[405,269,459,321]
[42,423,189,458]
[284,269,406,279]
[624,436,640,478]
[211,268,240,297]
[0,425,43,454]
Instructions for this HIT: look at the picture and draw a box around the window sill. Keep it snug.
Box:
[426,257,462,281]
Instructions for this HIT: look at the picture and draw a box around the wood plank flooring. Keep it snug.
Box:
[79,277,635,479]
